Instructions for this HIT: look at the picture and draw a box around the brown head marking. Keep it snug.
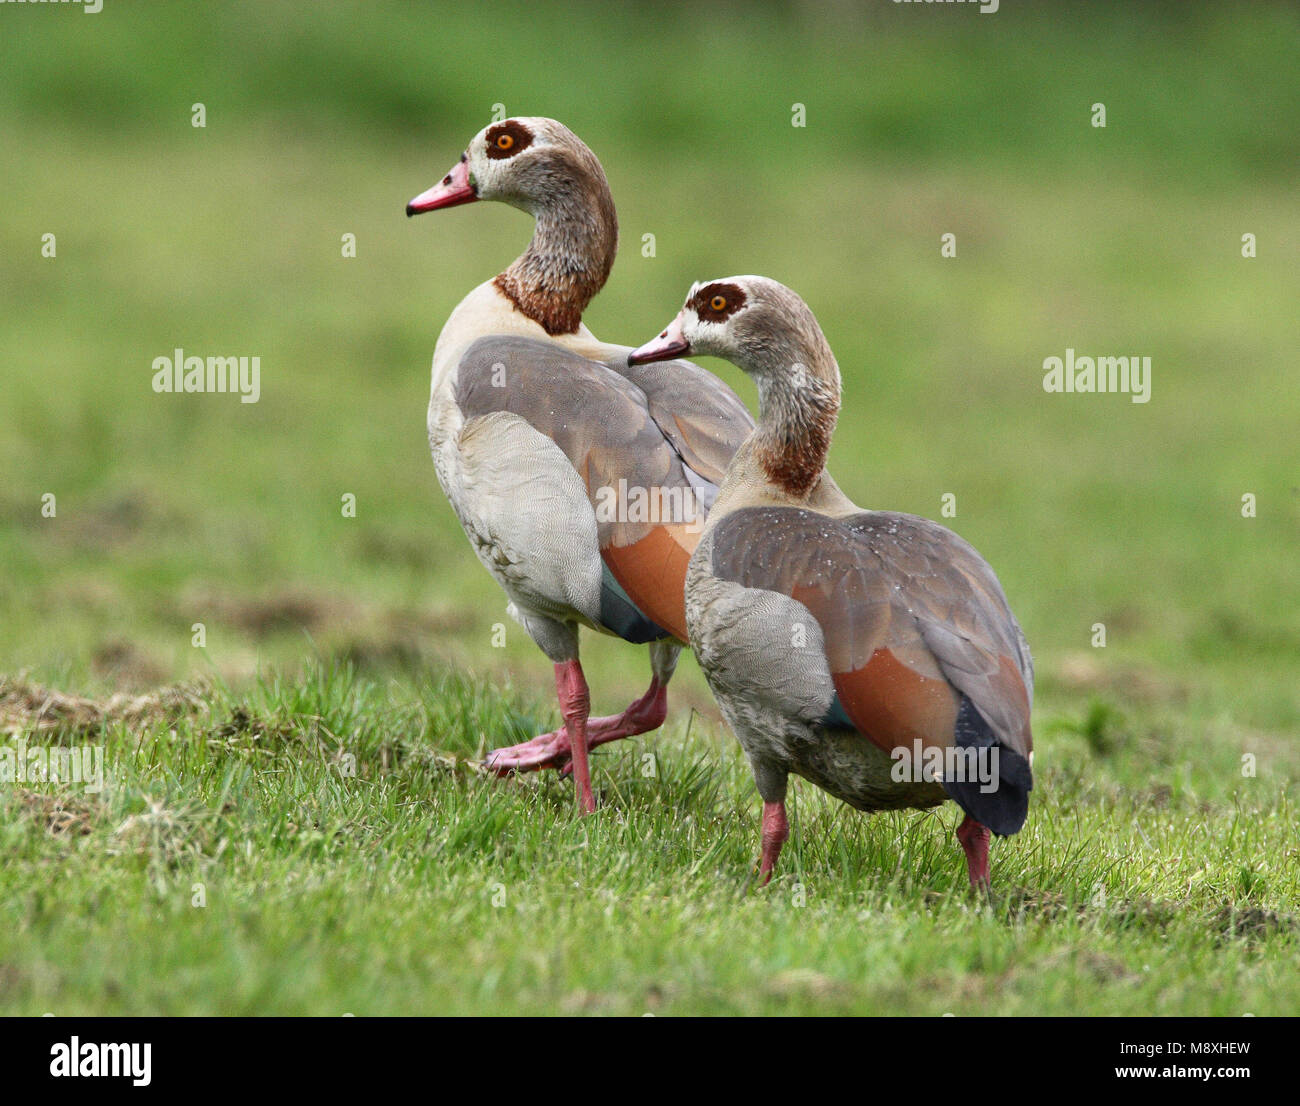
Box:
[689,282,748,324]
[485,120,534,160]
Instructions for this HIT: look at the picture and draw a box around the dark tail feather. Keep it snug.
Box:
[940,696,1032,836]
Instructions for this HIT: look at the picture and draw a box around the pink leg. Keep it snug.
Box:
[956,814,991,891]
[758,800,789,884]
[554,660,595,814]
[484,678,667,776]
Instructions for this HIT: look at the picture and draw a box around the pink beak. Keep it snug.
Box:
[628,314,690,364]
[406,156,477,216]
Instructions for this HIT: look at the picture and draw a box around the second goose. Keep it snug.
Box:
[629,277,1034,887]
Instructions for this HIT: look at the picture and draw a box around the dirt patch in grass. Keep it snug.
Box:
[12,788,101,836]
[205,705,341,765]
[1003,888,1295,945]
[333,636,426,673]
[999,887,1179,933]
[179,585,472,640]
[1053,652,1187,706]
[213,706,300,743]
[1213,905,1299,946]
[179,586,357,638]
[911,969,1007,1009]
[998,887,1077,922]
[174,586,475,674]
[0,674,208,737]
[35,489,180,550]
[91,639,168,689]
[1136,784,1174,808]
[1108,896,1182,933]
[1033,948,1141,985]
[765,968,853,1002]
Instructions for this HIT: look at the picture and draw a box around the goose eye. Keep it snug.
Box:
[710,295,727,312]
[486,123,533,160]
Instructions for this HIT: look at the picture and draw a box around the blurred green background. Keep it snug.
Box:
[2,0,1297,749]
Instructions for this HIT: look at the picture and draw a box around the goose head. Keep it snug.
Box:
[630,276,838,388]
[631,276,841,497]
[630,276,753,364]
[407,118,618,336]
[406,117,612,219]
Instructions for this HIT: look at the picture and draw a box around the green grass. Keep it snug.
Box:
[1,0,1297,1014]
[2,661,1295,1016]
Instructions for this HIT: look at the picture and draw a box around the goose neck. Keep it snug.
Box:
[751,340,841,499]
[494,179,618,337]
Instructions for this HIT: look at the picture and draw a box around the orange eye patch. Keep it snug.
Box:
[496,134,514,150]
[710,295,727,311]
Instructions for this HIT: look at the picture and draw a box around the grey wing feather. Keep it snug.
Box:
[611,353,755,488]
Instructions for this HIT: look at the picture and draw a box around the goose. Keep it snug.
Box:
[406,119,754,812]
[628,277,1033,887]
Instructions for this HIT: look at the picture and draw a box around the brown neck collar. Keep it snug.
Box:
[494,172,617,336]
[751,344,841,498]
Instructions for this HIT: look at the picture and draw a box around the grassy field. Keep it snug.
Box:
[1,0,1297,1015]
